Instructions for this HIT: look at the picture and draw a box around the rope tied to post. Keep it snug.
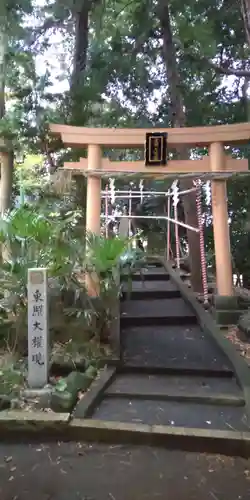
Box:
[193,179,209,305]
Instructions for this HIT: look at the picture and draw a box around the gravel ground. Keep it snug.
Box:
[223,326,250,364]
[0,442,250,500]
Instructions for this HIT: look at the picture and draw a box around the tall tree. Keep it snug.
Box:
[0,0,12,215]
[240,0,250,46]
[156,0,203,291]
[0,1,7,120]
[4,0,248,286]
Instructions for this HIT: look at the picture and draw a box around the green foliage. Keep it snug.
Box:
[0,206,83,316]
[0,204,144,350]
[85,232,130,273]
[0,0,250,332]
[64,232,145,341]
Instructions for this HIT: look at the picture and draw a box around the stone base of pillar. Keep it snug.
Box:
[213,294,241,326]
[214,295,238,310]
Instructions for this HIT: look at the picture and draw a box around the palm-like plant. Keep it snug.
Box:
[0,206,145,349]
[85,231,145,281]
[0,206,85,348]
[66,232,146,342]
[0,206,83,297]
[85,232,129,273]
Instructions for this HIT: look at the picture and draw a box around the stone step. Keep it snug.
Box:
[121,325,232,372]
[105,391,244,407]
[106,373,243,402]
[144,259,163,267]
[121,267,169,282]
[122,280,181,300]
[121,298,197,326]
[119,364,234,377]
[91,396,248,432]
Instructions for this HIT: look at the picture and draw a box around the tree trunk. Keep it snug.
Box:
[158,0,203,292]
[70,0,102,121]
[0,19,13,217]
[241,77,250,121]
[0,20,6,119]
[0,151,13,214]
[69,0,91,124]
[240,0,250,46]
[71,2,90,90]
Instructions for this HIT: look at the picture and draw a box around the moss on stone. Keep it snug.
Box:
[51,368,98,412]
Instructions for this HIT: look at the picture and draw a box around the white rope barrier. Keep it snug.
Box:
[101,214,199,233]
[102,178,209,304]
[101,188,197,198]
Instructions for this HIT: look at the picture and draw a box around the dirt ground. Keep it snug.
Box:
[0,442,250,500]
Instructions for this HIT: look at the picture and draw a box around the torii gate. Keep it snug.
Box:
[50,122,250,308]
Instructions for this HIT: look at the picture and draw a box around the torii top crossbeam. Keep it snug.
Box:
[50,122,250,148]
[50,122,250,179]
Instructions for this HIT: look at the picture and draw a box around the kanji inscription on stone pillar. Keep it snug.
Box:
[27,268,49,388]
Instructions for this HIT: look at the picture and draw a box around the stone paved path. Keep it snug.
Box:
[0,442,250,500]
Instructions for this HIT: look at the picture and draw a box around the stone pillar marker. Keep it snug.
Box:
[27,268,49,388]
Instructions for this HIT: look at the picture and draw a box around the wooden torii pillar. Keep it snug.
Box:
[50,122,250,311]
[86,144,101,236]
[210,143,233,297]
